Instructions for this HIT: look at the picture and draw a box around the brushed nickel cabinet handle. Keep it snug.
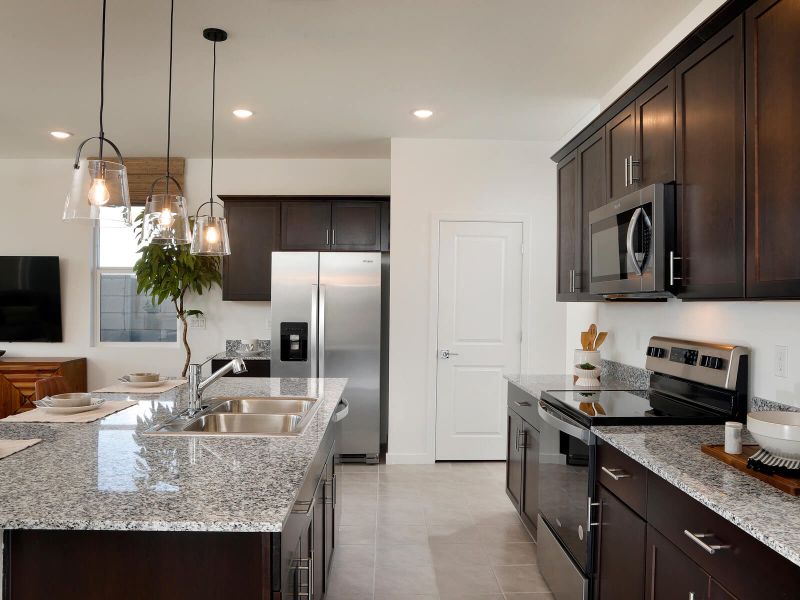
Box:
[624,157,629,188]
[601,466,631,480]
[683,530,731,554]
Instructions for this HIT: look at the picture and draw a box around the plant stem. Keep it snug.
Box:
[175,290,191,378]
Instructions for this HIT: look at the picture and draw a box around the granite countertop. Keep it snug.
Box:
[504,372,648,400]
[593,424,800,568]
[211,350,271,361]
[0,377,345,533]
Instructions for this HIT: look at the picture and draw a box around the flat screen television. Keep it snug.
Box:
[0,256,63,342]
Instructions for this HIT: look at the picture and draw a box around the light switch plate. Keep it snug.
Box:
[188,314,206,329]
[775,345,788,378]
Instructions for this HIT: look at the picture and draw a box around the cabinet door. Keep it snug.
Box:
[594,485,646,600]
[222,200,281,301]
[605,102,637,202]
[520,421,539,539]
[556,151,579,301]
[646,525,710,600]
[675,17,745,299]
[577,129,606,301]
[331,201,382,251]
[505,409,524,511]
[746,0,800,298]
[636,71,676,188]
[312,481,325,600]
[709,580,737,600]
[323,446,336,587]
[281,201,332,250]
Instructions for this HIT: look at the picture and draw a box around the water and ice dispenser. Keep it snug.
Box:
[280,322,308,362]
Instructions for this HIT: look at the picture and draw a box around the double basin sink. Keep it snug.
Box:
[146,396,322,437]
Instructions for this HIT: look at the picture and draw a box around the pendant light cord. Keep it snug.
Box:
[98,0,107,161]
[165,0,174,192]
[209,39,217,217]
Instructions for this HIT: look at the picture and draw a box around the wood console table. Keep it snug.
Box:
[0,358,87,418]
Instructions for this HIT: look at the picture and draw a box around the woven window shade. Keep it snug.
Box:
[88,157,185,206]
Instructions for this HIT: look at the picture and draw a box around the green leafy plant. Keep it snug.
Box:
[132,212,222,376]
[579,362,597,370]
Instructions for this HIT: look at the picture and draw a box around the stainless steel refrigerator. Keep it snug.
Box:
[271,252,382,462]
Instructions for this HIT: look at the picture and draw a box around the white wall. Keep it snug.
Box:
[0,158,389,389]
[388,138,566,463]
[560,0,800,409]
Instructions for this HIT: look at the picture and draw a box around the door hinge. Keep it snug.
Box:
[520,244,524,255]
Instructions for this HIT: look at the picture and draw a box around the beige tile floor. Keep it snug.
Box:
[326,461,553,600]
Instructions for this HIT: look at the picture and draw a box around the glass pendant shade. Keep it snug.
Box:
[190,214,230,255]
[143,194,191,245]
[63,159,131,226]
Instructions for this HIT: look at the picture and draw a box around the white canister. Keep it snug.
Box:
[574,349,602,370]
[724,421,743,454]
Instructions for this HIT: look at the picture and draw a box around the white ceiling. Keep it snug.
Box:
[1,0,703,158]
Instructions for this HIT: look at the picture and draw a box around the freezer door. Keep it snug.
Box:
[271,252,319,378]
[320,253,381,457]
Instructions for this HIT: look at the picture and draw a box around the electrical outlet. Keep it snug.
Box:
[188,314,206,329]
[775,345,788,378]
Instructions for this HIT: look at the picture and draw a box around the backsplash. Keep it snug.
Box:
[225,339,271,355]
[601,359,650,389]
[749,397,799,413]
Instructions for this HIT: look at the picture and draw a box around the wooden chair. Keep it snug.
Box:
[34,376,71,401]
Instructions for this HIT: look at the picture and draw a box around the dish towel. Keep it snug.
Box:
[92,379,187,394]
[0,439,42,460]
[0,400,138,424]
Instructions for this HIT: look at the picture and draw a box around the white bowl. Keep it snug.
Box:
[747,411,800,459]
[42,393,94,407]
[127,372,160,382]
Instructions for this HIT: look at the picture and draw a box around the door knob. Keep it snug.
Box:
[440,350,460,359]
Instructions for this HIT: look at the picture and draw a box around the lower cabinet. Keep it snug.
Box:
[504,383,540,540]
[645,525,712,600]
[520,419,539,536]
[505,408,524,511]
[593,484,646,600]
[211,358,270,377]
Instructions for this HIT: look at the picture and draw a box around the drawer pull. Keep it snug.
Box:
[683,530,730,555]
[601,466,631,481]
[513,400,531,407]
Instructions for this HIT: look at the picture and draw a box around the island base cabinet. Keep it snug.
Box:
[645,525,711,600]
[5,529,275,600]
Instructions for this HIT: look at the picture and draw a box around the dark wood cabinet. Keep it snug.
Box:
[520,419,539,537]
[322,445,336,589]
[557,151,580,300]
[675,17,745,299]
[221,198,281,301]
[311,478,325,600]
[577,129,606,301]
[636,71,676,188]
[745,0,800,298]
[645,525,711,600]
[605,102,637,202]
[593,484,646,600]
[380,200,390,251]
[505,407,524,511]
[281,200,333,251]
[331,201,382,251]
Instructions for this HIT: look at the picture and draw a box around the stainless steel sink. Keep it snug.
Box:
[210,397,315,415]
[144,395,324,437]
[181,413,303,434]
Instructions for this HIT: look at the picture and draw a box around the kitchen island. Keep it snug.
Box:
[0,377,346,600]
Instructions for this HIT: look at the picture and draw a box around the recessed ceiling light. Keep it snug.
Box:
[412,109,434,119]
[49,131,73,139]
[232,109,254,119]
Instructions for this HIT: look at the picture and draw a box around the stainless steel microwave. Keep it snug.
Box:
[588,183,676,297]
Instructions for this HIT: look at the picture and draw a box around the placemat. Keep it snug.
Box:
[93,379,187,394]
[0,400,138,424]
[0,439,42,460]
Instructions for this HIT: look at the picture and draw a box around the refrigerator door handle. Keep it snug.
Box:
[319,284,327,378]
[310,284,319,378]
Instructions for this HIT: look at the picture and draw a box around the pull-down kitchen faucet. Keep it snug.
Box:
[187,357,247,415]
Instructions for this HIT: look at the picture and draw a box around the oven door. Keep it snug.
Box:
[537,400,595,599]
[588,183,673,296]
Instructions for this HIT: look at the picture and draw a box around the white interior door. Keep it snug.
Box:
[435,220,523,460]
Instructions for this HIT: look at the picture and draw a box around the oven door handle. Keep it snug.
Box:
[538,400,591,444]
[626,207,643,276]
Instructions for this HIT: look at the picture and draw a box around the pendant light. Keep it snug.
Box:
[190,28,231,256]
[143,0,190,246]
[63,0,131,226]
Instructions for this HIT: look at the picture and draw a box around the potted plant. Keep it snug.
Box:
[132,213,222,377]
[574,361,601,387]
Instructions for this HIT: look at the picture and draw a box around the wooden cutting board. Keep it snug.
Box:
[701,444,800,496]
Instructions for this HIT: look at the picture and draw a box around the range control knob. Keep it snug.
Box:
[701,355,724,370]
[646,346,666,358]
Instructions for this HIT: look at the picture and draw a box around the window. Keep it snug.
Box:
[96,207,177,343]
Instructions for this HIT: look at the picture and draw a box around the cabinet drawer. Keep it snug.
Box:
[647,472,800,600]
[596,442,647,517]
[507,382,539,429]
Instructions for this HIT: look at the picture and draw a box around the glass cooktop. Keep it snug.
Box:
[541,389,727,427]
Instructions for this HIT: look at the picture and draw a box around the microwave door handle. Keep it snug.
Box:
[538,401,591,444]
[626,207,643,276]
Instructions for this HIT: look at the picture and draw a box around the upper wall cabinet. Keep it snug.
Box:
[746,0,800,298]
[577,129,606,301]
[281,200,334,250]
[636,71,676,188]
[605,103,637,202]
[281,199,387,252]
[556,152,580,301]
[330,201,383,251]
[675,17,745,299]
[222,199,281,301]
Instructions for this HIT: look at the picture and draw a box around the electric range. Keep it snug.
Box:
[535,337,749,600]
